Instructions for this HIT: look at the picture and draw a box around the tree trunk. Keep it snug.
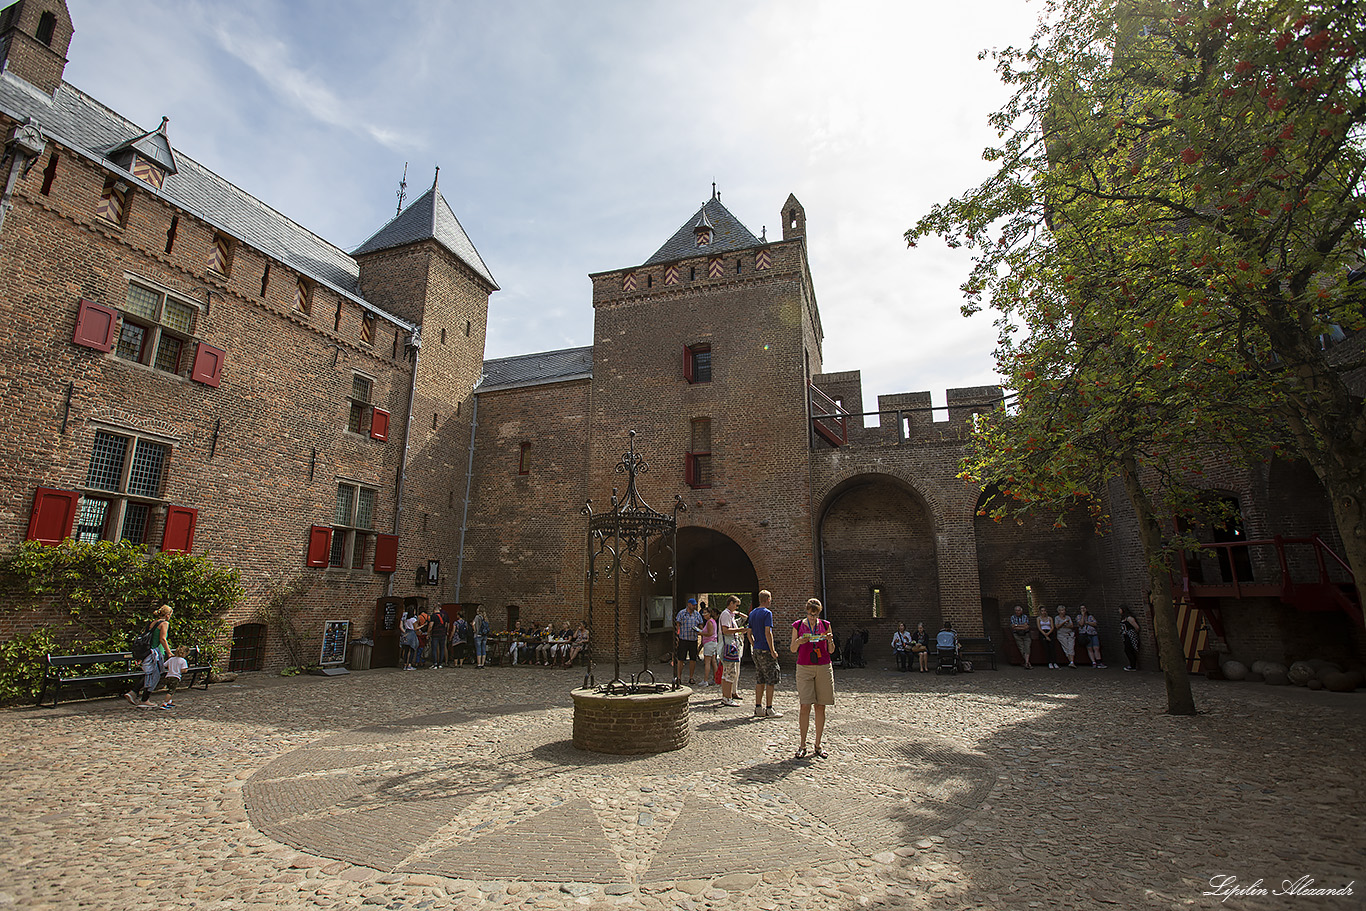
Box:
[1118,455,1197,715]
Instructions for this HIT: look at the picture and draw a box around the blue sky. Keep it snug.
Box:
[63,0,1041,409]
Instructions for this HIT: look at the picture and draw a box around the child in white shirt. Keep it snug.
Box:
[161,646,189,709]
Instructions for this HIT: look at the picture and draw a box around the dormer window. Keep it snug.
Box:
[693,208,714,247]
[107,117,177,191]
[130,154,166,190]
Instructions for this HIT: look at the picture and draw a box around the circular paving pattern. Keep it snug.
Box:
[244,699,996,884]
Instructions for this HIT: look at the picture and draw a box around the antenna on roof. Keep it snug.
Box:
[433,165,440,189]
[396,162,408,216]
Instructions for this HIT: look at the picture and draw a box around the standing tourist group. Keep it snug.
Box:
[676,590,837,761]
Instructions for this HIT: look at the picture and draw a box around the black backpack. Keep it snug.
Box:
[130,623,157,661]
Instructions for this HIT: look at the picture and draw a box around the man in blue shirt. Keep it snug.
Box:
[747,590,782,718]
[674,598,703,684]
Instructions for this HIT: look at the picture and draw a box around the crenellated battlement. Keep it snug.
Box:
[810,371,1002,447]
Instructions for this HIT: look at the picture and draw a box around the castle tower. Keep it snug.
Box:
[0,0,72,95]
[580,190,824,658]
[353,174,497,603]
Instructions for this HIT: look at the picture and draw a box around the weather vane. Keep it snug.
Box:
[395,162,408,216]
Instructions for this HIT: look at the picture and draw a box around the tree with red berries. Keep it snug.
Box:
[910,0,1364,714]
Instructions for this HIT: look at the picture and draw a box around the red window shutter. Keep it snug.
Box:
[190,342,226,387]
[685,454,697,487]
[26,487,79,545]
[374,533,399,572]
[305,525,332,567]
[370,408,390,441]
[683,344,695,383]
[161,505,198,554]
[73,299,119,351]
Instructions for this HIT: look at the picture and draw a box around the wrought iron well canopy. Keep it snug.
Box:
[580,431,684,694]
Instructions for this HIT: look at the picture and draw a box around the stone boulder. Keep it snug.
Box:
[1221,660,1248,681]
[1343,670,1365,690]
[1308,659,1342,676]
[1250,660,1274,676]
[1262,669,1289,686]
[1287,662,1315,686]
[1307,678,1324,690]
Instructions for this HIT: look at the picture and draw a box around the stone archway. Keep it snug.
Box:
[818,476,939,646]
[675,526,760,595]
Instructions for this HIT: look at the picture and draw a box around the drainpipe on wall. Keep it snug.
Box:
[454,393,479,602]
[386,326,422,598]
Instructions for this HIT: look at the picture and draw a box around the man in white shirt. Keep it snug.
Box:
[718,595,746,706]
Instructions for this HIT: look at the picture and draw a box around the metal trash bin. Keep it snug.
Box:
[348,638,373,670]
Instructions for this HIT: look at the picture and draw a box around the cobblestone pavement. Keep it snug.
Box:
[0,662,1361,910]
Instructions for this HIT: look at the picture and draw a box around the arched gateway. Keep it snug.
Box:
[817,474,940,648]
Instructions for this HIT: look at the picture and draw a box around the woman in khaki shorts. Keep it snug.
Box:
[790,598,835,759]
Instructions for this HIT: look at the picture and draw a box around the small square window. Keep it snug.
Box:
[113,282,201,378]
[79,429,171,546]
[329,482,378,571]
[684,344,712,384]
[347,374,374,434]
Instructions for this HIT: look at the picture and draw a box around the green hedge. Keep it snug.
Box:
[0,540,241,704]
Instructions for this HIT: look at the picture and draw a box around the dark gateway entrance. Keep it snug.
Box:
[677,526,760,595]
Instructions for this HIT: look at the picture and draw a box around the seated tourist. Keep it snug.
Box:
[563,622,590,667]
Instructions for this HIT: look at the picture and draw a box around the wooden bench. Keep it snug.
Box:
[36,648,212,707]
[928,636,998,670]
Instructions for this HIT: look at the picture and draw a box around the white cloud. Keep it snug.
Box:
[209,17,422,152]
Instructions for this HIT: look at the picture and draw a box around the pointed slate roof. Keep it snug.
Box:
[643,196,761,266]
[352,183,498,290]
[105,115,177,174]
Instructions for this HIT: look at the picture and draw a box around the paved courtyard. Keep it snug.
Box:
[0,660,1361,910]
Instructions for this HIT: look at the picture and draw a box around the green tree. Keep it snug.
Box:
[910,0,1365,710]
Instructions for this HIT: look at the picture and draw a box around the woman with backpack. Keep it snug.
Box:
[473,607,490,669]
[125,604,172,707]
[449,612,468,667]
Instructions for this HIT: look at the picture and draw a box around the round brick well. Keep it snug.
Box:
[571,686,691,754]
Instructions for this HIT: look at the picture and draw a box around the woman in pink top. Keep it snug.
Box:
[789,598,835,759]
[698,604,719,689]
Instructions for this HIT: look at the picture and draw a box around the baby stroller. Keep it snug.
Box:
[934,629,960,675]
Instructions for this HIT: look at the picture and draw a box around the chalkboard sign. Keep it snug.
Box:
[381,600,399,630]
[320,620,350,666]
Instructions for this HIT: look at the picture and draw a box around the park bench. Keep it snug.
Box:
[928,635,998,671]
[36,648,212,707]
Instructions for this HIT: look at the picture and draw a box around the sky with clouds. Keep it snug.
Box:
[62,0,1043,410]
